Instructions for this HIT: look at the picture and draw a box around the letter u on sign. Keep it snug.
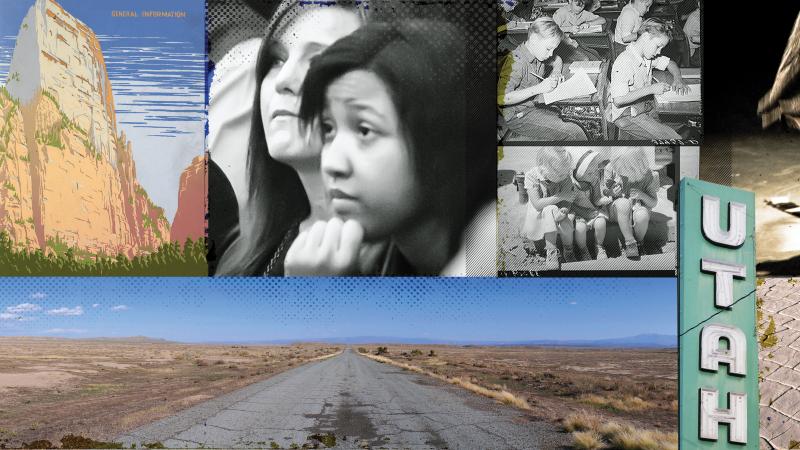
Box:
[702,196,746,248]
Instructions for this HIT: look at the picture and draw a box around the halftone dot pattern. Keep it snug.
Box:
[699,135,732,186]
[207,0,272,65]
[0,277,651,333]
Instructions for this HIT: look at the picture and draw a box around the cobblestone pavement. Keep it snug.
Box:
[758,278,800,450]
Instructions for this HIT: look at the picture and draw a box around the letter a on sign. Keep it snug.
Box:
[700,324,747,375]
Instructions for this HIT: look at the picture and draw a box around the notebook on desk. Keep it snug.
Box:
[534,1,568,7]
[656,84,701,103]
[506,21,532,32]
[573,24,604,34]
[543,71,597,105]
[680,68,701,79]
[569,61,602,74]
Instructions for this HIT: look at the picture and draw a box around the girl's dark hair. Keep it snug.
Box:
[214,0,316,276]
[214,36,310,276]
[214,1,396,275]
[298,20,478,261]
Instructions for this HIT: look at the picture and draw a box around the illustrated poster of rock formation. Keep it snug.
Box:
[0,0,206,275]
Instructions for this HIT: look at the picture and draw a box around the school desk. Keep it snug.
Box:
[532,0,568,13]
[570,21,616,61]
[500,20,531,54]
[497,60,610,143]
[653,67,702,138]
[541,61,610,141]
[505,18,617,60]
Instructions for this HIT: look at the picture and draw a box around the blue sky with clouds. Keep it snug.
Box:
[0,0,205,222]
[0,278,677,343]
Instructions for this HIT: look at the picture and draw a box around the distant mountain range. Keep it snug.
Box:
[200,334,677,348]
[16,334,677,348]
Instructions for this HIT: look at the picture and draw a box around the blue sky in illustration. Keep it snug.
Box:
[0,0,205,222]
[0,278,677,343]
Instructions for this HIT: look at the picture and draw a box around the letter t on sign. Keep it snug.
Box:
[701,259,746,308]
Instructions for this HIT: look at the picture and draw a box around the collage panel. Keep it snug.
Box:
[0,0,207,276]
[0,0,795,449]
[497,0,702,144]
[699,3,800,447]
[207,0,496,277]
[498,145,697,276]
[0,277,677,449]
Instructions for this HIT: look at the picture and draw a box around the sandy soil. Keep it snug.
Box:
[0,337,340,448]
[361,344,677,433]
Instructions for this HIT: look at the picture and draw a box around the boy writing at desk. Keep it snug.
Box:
[607,18,688,140]
[553,0,606,61]
[498,17,588,141]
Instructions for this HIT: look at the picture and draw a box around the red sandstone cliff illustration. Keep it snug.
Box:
[0,0,173,258]
[170,155,206,246]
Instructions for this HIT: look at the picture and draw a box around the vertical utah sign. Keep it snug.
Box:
[680,178,758,448]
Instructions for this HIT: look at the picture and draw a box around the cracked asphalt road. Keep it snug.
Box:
[118,349,570,449]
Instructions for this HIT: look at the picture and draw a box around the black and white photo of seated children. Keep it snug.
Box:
[207,1,495,276]
[497,146,697,276]
[497,0,702,143]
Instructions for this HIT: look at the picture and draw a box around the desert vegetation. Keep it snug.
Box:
[359,344,677,450]
[0,232,207,275]
[0,338,340,448]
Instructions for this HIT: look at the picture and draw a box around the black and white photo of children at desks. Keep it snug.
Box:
[498,17,591,141]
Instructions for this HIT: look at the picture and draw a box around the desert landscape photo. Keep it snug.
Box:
[0,277,677,449]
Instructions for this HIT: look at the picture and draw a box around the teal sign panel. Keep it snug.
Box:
[680,178,758,448]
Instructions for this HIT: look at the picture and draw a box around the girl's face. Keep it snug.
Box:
[320,70,421,241]
[261,8,361,164]
[527,35,561,62]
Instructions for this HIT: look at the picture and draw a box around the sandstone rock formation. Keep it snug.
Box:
[0,0,171,258]
[170,155,206,245]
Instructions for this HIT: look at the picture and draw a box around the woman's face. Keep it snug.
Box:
[261,7,361,164]
[319,70,422,241]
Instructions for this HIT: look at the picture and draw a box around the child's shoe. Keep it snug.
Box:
[624,239,640,259]
[544,247,561,271]
[562,244,577,263]
[576,246,591,262]
[595,245,608,260]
